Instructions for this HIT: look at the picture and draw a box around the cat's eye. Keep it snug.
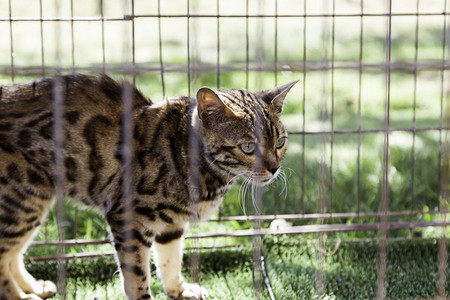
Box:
[240,142,256,154]
[275,137,286,149]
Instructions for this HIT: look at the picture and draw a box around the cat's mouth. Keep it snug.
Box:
[246,171,278,186]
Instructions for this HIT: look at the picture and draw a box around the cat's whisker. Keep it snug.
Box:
[277,168,289,201]
[250,179,263,215]
[285,166,296,175]
[225,171,245,190]
[238,177,246,214]
[244,179,251,216]
[245,178,253,215]
[204,155,221,172]
[229,171,248,214]
[239,177,252,216]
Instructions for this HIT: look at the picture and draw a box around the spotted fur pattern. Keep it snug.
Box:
[0,74,297,300]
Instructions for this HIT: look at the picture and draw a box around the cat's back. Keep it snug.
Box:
[0,74,151,116]
[0,75,153,181]
[0,74,152,143]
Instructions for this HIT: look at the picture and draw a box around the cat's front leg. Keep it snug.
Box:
[154,227,208,300]
[108,216,154,300]
[116,246,152,300]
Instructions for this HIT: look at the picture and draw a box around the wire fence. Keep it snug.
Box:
[0,0,449,298]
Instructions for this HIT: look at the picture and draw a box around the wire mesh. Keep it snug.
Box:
[0,0,449,298]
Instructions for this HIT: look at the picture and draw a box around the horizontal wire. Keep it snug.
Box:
[1,60,449,78]
[27,210,449,247]
[1,11,449,22]
[25,244,246,263]
[26,232,446,263]
[187,220,450,239]
[31,238,111,247]
[28,219,449,254]
[288,126,450,136]
[211,209,450,222]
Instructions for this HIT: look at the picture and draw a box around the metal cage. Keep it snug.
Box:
[0,0,449,298]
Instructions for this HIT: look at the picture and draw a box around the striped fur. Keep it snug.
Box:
[0,74,296,300]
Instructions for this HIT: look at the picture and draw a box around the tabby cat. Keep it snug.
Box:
[0,74,297,300]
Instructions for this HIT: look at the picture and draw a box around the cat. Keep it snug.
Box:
[0,74,297,300]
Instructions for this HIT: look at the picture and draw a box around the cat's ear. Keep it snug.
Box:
[196,87,236,121]
[256,80,299,114]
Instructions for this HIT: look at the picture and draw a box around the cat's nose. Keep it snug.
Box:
[268,166,280,175]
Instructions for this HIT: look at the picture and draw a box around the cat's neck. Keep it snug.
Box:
[188,99,236,201]
[138,97,235,201]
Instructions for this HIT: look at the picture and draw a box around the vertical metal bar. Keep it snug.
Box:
[437,90,448,299]
[100,0,106,73]
[38,0,49,242]
[39,0,46,77]
[69,0,78,240]
[316,160,326,298]
[252,4,265,298]
[8,0,14,82]
[356,0,364,216]
[186,0,201,287]
[376,0,392,298]
[437,138,449,297]
[54,75,66,299]
[437,0,448,211]
[245,0,249,90]
[53,1,66,296]
[252,199,263,300]
[131,0,136,85]
[437,1,448,298]
[216,0,220,89]
[70,0,75,75]
[121,0,136,293]
[120,80,134,284]
[272,0,279,217]
[316,0,330,297]
[409,0,420,238]
[157,0,166,97]
[301,0,307,214]
[274,0,278,86]
[187,0,191,96]
[190,1,199,90]
[255,1,264,91]
[99,0,107,239]
[216,0,224,222]
[437,228,448,300]
[329,0,336,215]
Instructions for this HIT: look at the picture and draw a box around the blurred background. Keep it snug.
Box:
[0,0,449,299]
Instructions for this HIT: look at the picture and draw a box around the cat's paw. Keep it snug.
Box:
[20,293,43,300]
[168,282,208,300]
[33,280,57,299]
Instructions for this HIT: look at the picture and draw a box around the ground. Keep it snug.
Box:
[27,236,450,300]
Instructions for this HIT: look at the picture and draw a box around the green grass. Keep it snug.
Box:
[26,236,450,299]
[28,247,265,300]
[265,236,450,299]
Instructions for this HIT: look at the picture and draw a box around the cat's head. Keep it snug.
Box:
[196,81,298,185]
